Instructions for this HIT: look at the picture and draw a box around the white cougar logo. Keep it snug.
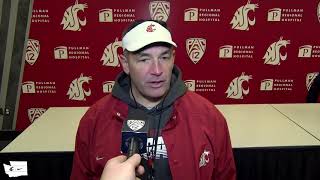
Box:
[101,38,122,67]
[230,0,259,31]
[67,73,92,101]
[226,72,252,99]
[263,37,290,65]
[61,0,88,31]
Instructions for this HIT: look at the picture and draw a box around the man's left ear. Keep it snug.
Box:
[119,54,129,74]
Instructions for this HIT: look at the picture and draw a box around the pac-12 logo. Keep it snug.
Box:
[25,39,40,65]
[230,0,259,31]
[263,37,290,65]
[306,72,319,91]
[186,38,206,64]
[149,1,170,22]
[101,38,122,67]
[67,73,92,101]
[28,108,46,123]
[226,72,252,99]
[61,0,88,31]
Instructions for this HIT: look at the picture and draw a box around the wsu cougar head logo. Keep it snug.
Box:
[263,37,290,65]
[25,39,40,65]
[61,0,88,31]
[226,72,252,99]
[149,1,170,22]
[67,73,92,101]
[101,38,122,67]
[230,0,259,31]
[186,38,206,64]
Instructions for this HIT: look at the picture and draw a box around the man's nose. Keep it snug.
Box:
[150,60,162,75]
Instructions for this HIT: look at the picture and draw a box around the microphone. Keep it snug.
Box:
[121,110,149,157]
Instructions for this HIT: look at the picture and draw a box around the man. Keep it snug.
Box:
[71,19,236,180]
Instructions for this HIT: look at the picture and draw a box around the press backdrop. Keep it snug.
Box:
[16,0,320,130]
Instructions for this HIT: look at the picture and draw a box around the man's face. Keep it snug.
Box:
[121,45,175,104]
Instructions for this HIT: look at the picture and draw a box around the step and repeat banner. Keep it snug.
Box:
[17,0,320,130]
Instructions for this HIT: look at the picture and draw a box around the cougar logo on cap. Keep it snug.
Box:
[146,24,156,32]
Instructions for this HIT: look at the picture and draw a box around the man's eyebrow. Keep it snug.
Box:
[136,49,171,57]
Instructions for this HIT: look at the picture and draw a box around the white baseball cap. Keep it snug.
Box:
[122,21,177,52]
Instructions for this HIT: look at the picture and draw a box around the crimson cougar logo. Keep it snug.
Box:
[226,72,252,99]
[101,38,122,67]
[25,39,40,65]
[149,1,170,22]
[230,0,259,31]
[61,0,88,31]
[263,37,290,65]
[67,73,92,101]
[186,38,206,64]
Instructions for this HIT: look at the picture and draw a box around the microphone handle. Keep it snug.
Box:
[127,137,139,158]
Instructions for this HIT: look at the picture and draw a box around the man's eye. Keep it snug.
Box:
[138,59,148,62]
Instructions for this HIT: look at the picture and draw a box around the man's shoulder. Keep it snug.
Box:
[178,91,213,108]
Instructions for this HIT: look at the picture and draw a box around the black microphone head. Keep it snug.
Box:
[121,110,149,155]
